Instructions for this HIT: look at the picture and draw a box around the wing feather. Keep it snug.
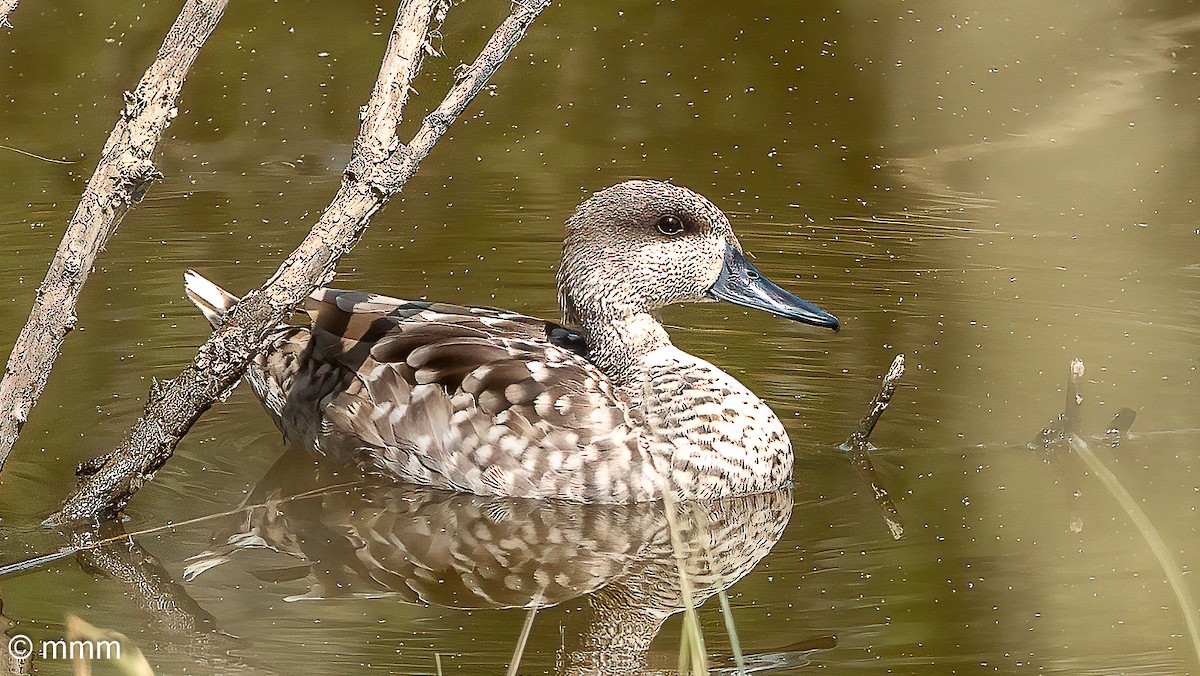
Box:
[264,288,657,502]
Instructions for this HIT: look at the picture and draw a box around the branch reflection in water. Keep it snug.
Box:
[69,523,259,673]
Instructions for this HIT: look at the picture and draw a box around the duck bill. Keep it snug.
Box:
[706,244,840,330]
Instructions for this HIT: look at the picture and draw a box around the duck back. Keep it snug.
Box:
[245,288,664,502]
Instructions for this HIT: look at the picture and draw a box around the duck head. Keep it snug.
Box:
[557,180,839,331]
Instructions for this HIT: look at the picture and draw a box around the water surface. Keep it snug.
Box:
[1,1,1198,673]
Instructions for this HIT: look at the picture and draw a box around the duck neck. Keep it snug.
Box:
[575,306,672,387]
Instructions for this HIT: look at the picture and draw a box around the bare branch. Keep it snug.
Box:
[845,354,905,450]
[843,354,905,540]
[0,0,18,30]
[48,0,552,526]
[0,0,230,469]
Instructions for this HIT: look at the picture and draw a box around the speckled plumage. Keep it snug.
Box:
[186,180,837,503]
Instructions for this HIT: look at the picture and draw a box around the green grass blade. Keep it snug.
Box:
[717,589,747,675]
[1069,434,1200,668]
[507,599,541,676]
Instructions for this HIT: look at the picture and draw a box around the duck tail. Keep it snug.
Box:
[184,270,240,328]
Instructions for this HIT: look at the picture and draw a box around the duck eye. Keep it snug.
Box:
[656,214,685,236]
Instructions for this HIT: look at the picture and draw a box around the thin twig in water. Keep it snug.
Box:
[1064,357,1084,434]
[842,354,906,540]
[1030,357,1085,451]
[48,0,552,526]
[1028,358,1088,531]
[0,481,358,579]
[0,144,74,164]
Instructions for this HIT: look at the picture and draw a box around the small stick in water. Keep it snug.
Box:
[1028,358,1087,531]
[842,354,906,540]
[1101,407,1137,447]
[1064,357,1084,436]
[1030,357,1086,452]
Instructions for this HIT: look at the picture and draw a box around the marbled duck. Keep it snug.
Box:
[185,180,838,503]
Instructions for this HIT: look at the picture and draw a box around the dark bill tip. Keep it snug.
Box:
[707,243,840,330]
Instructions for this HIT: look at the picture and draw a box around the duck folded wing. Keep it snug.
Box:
[291,288,658,503]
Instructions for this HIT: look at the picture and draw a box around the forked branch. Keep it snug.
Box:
[48,0,552,526]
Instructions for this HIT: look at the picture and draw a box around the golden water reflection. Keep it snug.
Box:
[0,0,1197,673]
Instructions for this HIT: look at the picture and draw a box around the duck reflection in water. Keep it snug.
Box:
[186,449,815,674]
